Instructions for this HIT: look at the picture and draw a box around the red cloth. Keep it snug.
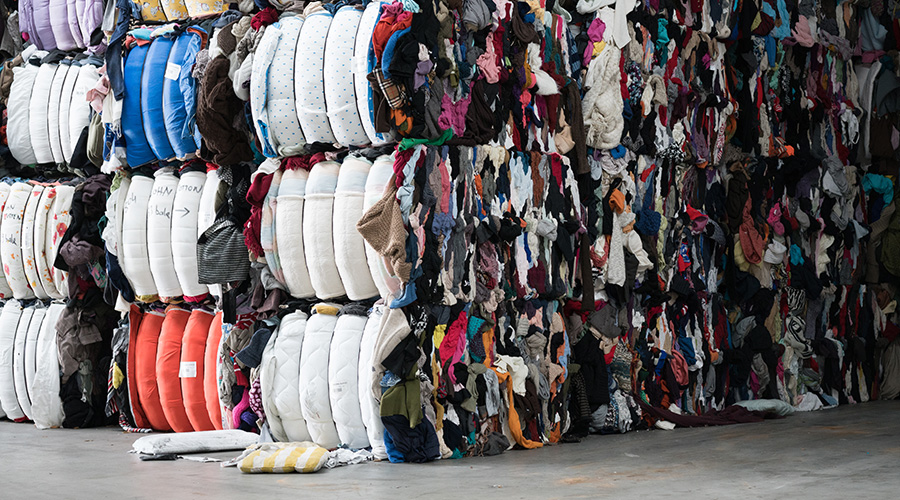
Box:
[126,306,151,429]
[282,152,327,171]
[157,308,194,432]
[372,3,413,62]
[205,312,224,430]
[181,309,216,432]
[243,172,273,259]
[134,310,171,431]
[250,7,279,30]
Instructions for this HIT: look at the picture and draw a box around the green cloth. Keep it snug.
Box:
[380,376,423,428]
[461,362,488,413]
[399,128,454,151]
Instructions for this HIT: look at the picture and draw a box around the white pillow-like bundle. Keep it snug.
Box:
[121,176,158,299]
[30,302,66,429]
[47,64,69,164]
[250,24,281,157]
[197,168,226,298]
[47,185,75,299]
[277,168,314,299]
[304,161,346,299]
[147,169,183,299]
[363,155,401,299]
[21,185,50,300]
[29,64,58,164]
[358,304,387,459]
[266,17,306,156]
[1,183,37,299]
[23,306,46,423]
[66,64,100,164]
[32,187,60,299]
[298,305,340,448]
[259,329,283,440]
[171,170,208,299]
[333,156,378,300]
[324,6,367,147]
[32,187,59,299]
[7,64,40,165]
[0,184,15,299]
[13,306,43,421]
[328,311,369,449]
[131,429,260,455]
[262,311,312,442]
[295,12,336,143]
[110,177,131,259]
[261,170,284,286]
[355,1,390,146]
[0,300,25,420]
[57,64,80,165]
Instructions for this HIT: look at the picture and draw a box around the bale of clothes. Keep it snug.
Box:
[0,0,898,468]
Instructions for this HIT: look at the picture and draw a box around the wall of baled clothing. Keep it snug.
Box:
[0,0,899,465]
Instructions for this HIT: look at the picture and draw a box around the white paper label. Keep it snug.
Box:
[179,361,197,378]
[165,62,180,80]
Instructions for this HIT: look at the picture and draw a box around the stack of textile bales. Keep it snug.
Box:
[0,0,898,469]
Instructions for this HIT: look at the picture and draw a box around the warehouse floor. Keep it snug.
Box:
[2,400,898,499]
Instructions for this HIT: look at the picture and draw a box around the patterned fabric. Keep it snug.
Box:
[249,375,264,422]
[294,12,336,143]
[371,67,407,110]
[133,0,167,22]
[1,183,36,299]
[264,17,306,156]
[250,23,280,157]
[324,6,368,147]
[237,443,329,473]
[785,287,806,315]
[21,185,48,299]
[159,0,188,21]
[185,0,227,17]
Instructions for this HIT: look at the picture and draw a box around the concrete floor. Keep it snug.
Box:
[1,400,898,499]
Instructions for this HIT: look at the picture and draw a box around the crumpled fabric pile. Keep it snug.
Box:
[354,0,900,456]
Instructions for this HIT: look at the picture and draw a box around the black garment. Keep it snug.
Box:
[638,400,776,427]
[235,324,275,368]
[572,333,610,409]
[382,414,441,463]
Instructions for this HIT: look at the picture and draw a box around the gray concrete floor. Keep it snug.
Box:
[1,400,898,499]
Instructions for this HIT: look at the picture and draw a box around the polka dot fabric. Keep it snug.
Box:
[266,17,306,157]
[295,12,336,144]
[324,6,367,147]
[354,2,389,146]
[250,25,281,158]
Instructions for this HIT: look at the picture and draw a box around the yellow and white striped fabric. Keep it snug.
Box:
[238,442,329,474]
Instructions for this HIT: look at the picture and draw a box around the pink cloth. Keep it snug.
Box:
[440,311,468,386]
[438,93,471,136]
[232,369,251,430]
[767,203,785,236]
[789,16,814,48]
[476,32,501,84]
[86,72,110,113]
[583,18,606,67]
